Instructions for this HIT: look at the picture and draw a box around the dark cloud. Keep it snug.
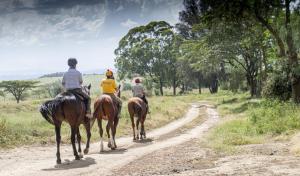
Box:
[35,0,105,14]
[0,0,105,15]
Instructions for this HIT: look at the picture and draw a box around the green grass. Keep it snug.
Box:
[0,91,196,148]
[199,91,300,153]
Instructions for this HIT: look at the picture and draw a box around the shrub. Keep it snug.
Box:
[122,82,132,91]
[262,73,291,101]
[249,100,300,135]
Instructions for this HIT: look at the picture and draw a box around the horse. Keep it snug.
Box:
[127,97,148,141]
[93,85,121,152]
[39,85,92,164]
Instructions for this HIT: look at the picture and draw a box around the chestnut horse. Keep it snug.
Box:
[40,85,92,164]
[93,86,121,152]
[128,97,148,141]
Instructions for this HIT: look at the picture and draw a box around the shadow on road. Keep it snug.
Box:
[42,157,96,171]
[100,147,128,154]
[134,138,153,144]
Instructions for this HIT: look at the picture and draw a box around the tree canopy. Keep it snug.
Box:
[0,80,39,103]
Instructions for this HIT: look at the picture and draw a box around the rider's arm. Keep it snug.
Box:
[113,80,117,91]
[79,73,83,85]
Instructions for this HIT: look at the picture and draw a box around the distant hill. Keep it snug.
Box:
[39,68,111,78]
[39,72,64,78]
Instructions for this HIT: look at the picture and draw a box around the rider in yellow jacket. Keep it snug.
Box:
[100,69,122,117]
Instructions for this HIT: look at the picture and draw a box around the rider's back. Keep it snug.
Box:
[101,78,116,94]
[62,68,82,90]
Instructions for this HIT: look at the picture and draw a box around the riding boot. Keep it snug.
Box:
[142,95,150,114]
[86,98,92,119]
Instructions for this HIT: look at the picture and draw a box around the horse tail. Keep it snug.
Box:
[39,98,63,125]
[133,102,142,118]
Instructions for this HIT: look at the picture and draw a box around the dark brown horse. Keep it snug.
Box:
[40,85,92,164]
[93,86,121,152]
[128,97,148,141]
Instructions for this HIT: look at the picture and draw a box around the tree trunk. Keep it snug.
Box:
[285,0,300,103]
[210,73,218,94]
[159,78,164,96]
[198,72,202,94]
[172,77,176,96]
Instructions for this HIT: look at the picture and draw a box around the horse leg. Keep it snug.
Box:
[112,116,119,149]
[71,126,80,160]
[136,118,140,140]
[83,122,91,154]
[97,118,104,152]
[130,113,136,141]
[106,122,112,148]
[55,123,62,164]
[141,115,146,139]
[109,120,116,150]
[77,127,83,158]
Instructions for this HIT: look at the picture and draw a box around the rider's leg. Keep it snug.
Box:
[110,94,122,118]
[75,89,92,117]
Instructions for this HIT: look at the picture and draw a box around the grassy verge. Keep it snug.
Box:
[199,91,300,153]
[0,93,195,148]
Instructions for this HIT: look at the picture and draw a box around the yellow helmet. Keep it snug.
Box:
[106,69,113,77]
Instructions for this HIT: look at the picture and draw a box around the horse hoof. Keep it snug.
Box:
[111,147,116,150]
[84,148,89,155]
[79,154,84,158]
[108,143,112,148]
[57,159,62,164]
[75,156,81,160]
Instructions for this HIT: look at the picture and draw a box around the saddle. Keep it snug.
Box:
[57,91,85,102]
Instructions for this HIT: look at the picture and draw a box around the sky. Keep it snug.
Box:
[0,0,183,80]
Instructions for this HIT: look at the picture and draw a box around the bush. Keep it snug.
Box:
[262,73,291,101]
[122,82,132,91]
[249,100,300,135]
[44,80,64,98]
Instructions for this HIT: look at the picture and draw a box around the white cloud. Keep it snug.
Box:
[120,19,139,28]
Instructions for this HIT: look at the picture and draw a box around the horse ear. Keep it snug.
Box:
[88,84,91,89]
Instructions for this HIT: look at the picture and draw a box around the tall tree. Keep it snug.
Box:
[115,21,177,95]
[0,80,39,103]
[179,0,300,102]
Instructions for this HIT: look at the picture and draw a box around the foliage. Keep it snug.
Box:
[115,21,177,95]
[0,80,39,103]
[262,73,292,101]
[43,80,64,98]
[122,82,132,91]
[179,0,300,102]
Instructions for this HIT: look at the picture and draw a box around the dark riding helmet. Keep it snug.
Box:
[68,58,78,67]
[135,78,141,83]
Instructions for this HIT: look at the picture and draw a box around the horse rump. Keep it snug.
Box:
[40,98,64,125]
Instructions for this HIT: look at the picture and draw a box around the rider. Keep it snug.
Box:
[62,58,92,118]
[100,69,122,118]
[132,78,149,113]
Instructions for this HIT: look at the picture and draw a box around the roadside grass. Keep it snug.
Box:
[0,92,195,148]
[201,91,300,153]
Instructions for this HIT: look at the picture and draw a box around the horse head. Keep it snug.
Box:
[117,85,121,98]
[82,84,91,96]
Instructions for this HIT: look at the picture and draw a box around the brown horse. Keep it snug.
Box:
[40,85,92,164]
[128,97,148,141]
[93,86,121,152]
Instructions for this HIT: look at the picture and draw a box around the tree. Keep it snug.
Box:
[115,21,177,96]
[0,80,39,103]
[179,0,300,102]
[0,90,5,101]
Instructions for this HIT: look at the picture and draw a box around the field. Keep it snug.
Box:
[0,75,196,148]
[194,91,300,153]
